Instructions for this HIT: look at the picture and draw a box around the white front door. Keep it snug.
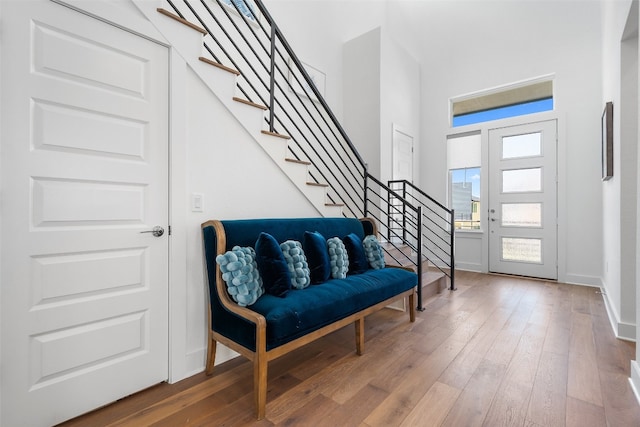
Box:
[1,1,169,425]
[488,120,557,280]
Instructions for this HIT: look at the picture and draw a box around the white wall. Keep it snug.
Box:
[601,0,640,398]
[379,28,421,184]
[180,67,319,370]
[343,28,382,176]
[264,0,388,124]
[602,0,637,341]
[379,1,603,287]
[342,26,421,183]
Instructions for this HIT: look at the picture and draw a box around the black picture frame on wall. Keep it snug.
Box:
[602,101,613,181]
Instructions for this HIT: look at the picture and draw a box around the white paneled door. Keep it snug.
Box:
[1,1,169,425]
[488,120,557,280]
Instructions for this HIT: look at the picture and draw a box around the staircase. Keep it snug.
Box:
[133,0,455,306]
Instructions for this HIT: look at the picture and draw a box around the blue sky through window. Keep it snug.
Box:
[221,0,257,20]
[451,167,480,198]
[453,97,553,127]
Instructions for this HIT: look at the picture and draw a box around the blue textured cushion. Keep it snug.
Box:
[303,231,330,284]
[216,246,264,306]
[343,233,368,275]
[327,237,349,279]
[280,240,311,289]
[363,235,385,269]
[255,232,291,297]
[250,267,418,349]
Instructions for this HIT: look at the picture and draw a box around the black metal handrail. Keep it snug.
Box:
[388,180,456,291]
[162,0,455,305]
[364,173,427,308]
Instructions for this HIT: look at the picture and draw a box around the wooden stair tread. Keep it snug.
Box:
[198,57,240,75]
[157,8,207,34]
[261,130,290,140]
[233,97,267,110]
[285,158,311,166]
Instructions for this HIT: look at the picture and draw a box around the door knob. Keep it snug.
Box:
[140,226,164,237]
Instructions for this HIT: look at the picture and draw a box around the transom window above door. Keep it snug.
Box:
[451,79,554,127]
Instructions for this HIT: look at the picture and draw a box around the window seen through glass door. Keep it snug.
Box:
[451,167,481,230]
[447,132,481,231]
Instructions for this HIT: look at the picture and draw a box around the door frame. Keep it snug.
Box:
[446,111,566,282]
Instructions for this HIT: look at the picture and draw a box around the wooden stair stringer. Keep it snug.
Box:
[133,1,343,217]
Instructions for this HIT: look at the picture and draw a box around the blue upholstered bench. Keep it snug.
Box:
[201,217,417,419]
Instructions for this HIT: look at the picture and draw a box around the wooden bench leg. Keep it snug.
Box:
[355,318,364,355]
[409,293,416,322]
[205,331,217,375]
[254,352,267,420]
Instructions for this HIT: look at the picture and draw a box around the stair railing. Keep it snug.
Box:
[388,180,456,291]
[163,0,455,305]
[365,174,429,309]
[166,0,367,216]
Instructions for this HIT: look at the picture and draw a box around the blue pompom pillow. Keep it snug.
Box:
[343,233,368,275]
[255,232,291,297]
[280,240,311,289]
[363,235,385,269]
[215,246,264,306]
[327,237,349,279]
[303,231,330,284]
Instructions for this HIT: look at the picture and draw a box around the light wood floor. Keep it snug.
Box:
[60,271,640,426]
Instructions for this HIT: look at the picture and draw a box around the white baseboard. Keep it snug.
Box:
[215,344,240,365]
[169,344,241,384]
[564,273,602,287]
[455,262,482,272]
[631,361,640,406]
[601,288,636,342]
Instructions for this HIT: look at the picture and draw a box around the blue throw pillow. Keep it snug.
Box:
[363,235,385,269]
[303,231,330,284]
[280,240,311,289]
[215,246,264,306]
[343,233,368,275]
[327,237,349,279]
[255,232,291,297]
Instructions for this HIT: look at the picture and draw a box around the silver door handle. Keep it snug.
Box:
[491,218,496,222]
[140,226,164,237]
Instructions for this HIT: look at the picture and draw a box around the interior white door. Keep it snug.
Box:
[390,125,414,243]
[1,1,169,425]
[488,120,557,280]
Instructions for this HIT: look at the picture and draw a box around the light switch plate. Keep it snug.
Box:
[192,193,204,212]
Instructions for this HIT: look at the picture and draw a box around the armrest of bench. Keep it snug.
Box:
[202,220,267,353]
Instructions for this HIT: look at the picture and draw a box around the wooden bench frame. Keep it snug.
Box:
[202,219,416,419]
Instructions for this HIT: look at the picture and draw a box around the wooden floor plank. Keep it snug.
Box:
[482,379,532,427]
[567,312,603,407]
[324,384,390,427]
[400,381,461,427]
[440,358,507,426]
[58,272,640,427]
[526,350,568,427]
[565,396,606,427]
